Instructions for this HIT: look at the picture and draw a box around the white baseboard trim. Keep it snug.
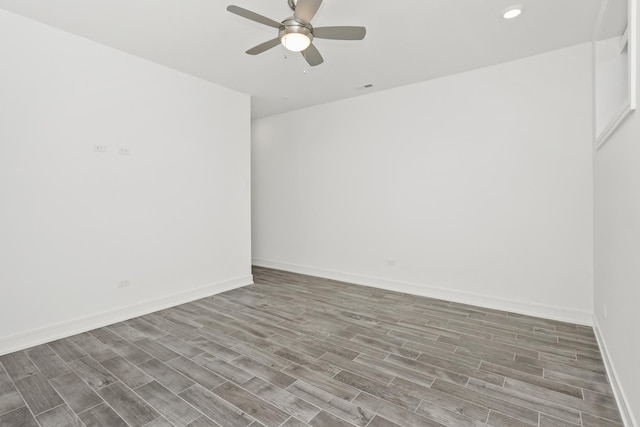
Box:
[0,274,253,356]
[593,316,638,427]
[252,259,593,326]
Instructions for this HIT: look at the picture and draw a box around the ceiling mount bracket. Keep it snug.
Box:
[288,0,297,11]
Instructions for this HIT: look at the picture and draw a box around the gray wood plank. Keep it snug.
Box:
[438,378,561,425]
[324,335,389,360]
[414,353,507,387]
[157,335,205,359]
[126,318,169,340]
[197,327,245,349]
[582,389,619,410]
[319,352,394,384]
[538,413,582,427]
[166,357,226,391]
[78,403,128,427]
[282,364,359,401]
[133,338,181,362]
[386,353,472,386]
[242,377,321,423]
[416,401,489,427]
[543,368,614,396]
[101,355,153,389]
[286,380,374,427]
[390,376,489,422]
[334,370,421,411]
[0,351,39,381]
[179,384,254,427]
[69,333,118,362]
[466,378,582,424]
[13,373,63,415]
[230,331,282,352]
[296,335,360,360]
[351,334,420,359]
[502,377,622,424]
[479,361,583,398]
[108,322,149,342]
[25,345,71,379]
[354,354,436,388]
[90,328,153,365]
[281,418,312,427]
[67,356,118,390]
[367,415,403,427]
[0,368,25,416]
[46,338,86,362]
[185,416,223,427]
[138,358,195,394]
[351,392,446,427]
[231,343,291,370]
[514,354,608,383]
[97,382,159,426]
[0,406,39,427]
[231,356,296,388]
[144,314,200,340]
[212,381,290,427]
[189,336,240,361]
[145,416,176,427]
[49,372,103,413]
[268,335,326,358]
[135,381,202,427]
[274,347,340,376]
[36,404,83,427]
[486,410,536,427]
[309,410,354,427]
[192,353,253,384]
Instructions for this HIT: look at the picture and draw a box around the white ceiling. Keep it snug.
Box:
[0,0,602,118]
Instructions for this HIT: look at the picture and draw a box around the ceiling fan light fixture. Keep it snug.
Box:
[227,1,365,66]
[281,32,311,51]
[279,19,313,52]
[502,5,524,19]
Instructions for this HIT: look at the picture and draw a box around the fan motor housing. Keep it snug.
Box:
[279,18,314,43]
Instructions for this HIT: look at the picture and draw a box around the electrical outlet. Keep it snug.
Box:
[118,147,131,156]
[117,280,131,288]
[93,145,107,152]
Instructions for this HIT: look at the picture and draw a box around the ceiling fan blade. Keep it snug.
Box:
[246,38,281,55]
[227,5,281,28]
[302,43,324,66]
[294,0,323,23]
[313,26,366,40]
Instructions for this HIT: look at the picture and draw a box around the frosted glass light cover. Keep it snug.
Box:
[281,33,311,52]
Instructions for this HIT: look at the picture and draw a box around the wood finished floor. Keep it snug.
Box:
[0,267,622,427]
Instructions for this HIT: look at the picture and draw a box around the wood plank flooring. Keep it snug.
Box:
[0,267,622,427]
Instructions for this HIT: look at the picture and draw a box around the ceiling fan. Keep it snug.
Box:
[226,0,366,66]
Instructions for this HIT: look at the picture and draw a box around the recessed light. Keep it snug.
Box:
[502,5,524,19]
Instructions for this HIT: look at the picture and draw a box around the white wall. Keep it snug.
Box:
[252,43,594,324]
[593,7,640,424]
[0,10,252,354]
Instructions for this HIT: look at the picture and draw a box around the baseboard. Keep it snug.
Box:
[0,274,254,356]
[252,259,593,326]
[593,316,638,427]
